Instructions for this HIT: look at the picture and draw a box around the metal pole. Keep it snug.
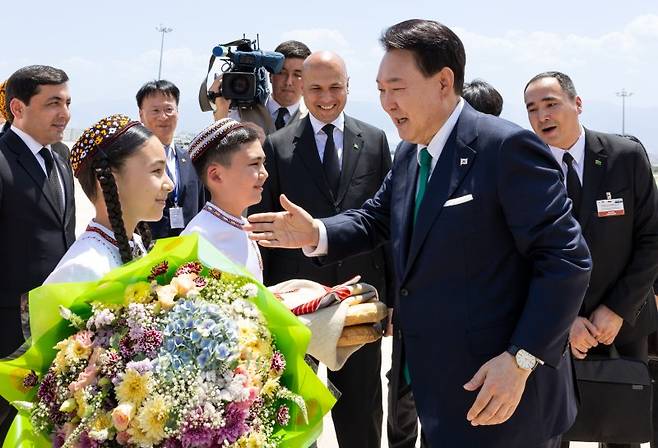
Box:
[616,88,633,135]
[156,25,173,80]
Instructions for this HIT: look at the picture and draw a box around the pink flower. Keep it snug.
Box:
[115,430,131,445]
[111,403,135,432]
[69,348,101,393]
[73,330,94,350]
[62,422,75,440]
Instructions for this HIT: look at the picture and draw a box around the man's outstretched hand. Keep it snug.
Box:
[245,194,320,249]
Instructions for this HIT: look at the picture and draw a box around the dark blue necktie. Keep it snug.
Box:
[322,124,340,197]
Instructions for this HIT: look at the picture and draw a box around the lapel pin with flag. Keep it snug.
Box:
[595,159,603,166]
[353,143,359,150]
[460,158,468,166]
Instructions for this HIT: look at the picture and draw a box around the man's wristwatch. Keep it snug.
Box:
[207,90,221,102]
[507,345,542,371]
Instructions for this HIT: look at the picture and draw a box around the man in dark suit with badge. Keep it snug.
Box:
[137,80,205,239]
[249,50,393,448]
[524,71,658,448]
[0,64,76,441]
[246,20,592,447]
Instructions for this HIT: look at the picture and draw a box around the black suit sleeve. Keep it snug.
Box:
[602,142,658,324]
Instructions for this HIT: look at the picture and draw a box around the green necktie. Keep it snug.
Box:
[404,147,432,386]
[414,147,433,224]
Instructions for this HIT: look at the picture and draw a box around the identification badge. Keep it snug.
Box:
[169,206,185,229]
[596,194,625,217]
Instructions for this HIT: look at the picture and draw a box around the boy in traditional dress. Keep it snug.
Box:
[181,118,266,282]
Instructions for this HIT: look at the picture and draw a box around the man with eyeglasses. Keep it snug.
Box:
[136,80,205,239]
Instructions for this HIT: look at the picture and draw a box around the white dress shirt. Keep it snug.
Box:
[306,100,465,257]
[308,112,345,167]
[265,95,301,127]
[11,125,66,205]
[182,202,263,283]
[548,126,586,188]
[419,98,465,180]
[44,221,145,284]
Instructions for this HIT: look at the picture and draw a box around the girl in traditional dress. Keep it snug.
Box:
[45,114,173,283]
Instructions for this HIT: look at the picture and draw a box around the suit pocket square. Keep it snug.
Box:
[444,194,474,207]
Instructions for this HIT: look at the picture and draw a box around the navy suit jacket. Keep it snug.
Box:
[150,143,205,239]
[320,103,592,447]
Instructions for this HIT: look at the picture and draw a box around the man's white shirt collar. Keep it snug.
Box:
[266,95,301,119]
[417,98,465,175]
[549,126,586,169]
[11,125,52,156]
[309,112,345,135]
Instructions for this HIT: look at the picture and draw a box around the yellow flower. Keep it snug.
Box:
[74,389,88,418]
[261,377,280,397]
[255,338,272,358]
[135,394,169,443]
[116,369,152,405]
[67,339,92,362]
[239,432,266,448]
[53,350,68,373]
[92,412,112,432]
[89,413,113,441]
[124,282,153,304]
[127,422,159,447]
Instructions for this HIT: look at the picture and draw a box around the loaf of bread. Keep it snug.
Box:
[344,289,378,305]
[337,324,382,347]
[345,301,389,326]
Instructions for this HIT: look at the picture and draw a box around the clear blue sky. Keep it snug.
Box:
[3,0,657,153]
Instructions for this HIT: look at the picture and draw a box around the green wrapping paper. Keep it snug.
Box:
[0,234,336,447]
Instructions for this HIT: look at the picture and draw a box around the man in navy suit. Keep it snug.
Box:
[246,19,592,447]
[137,80,205,239]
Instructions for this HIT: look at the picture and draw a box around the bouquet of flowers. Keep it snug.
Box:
[0,235,335,448]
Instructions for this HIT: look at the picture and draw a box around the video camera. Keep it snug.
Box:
[206,37,284,108]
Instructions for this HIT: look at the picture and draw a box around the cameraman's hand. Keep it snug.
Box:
[209,75,231,121]
[242,122,266,145]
